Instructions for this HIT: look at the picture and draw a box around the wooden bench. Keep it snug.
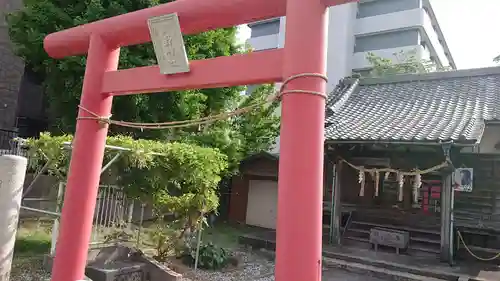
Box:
[369,227,410,254]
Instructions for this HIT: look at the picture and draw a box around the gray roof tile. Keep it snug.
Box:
[325,67,500,144]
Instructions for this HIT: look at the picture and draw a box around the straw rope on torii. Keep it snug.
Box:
[77,73,328,130]
[340,157,451,204]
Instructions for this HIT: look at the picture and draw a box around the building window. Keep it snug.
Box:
[249,20,280,38]
[354,29,419,53]
[357,0,420,19]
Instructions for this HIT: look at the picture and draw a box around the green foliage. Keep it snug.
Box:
[7,0,280,171]
[24,132,227,231]
[182,242,230,270]
[182,84,280,172]
[15,228,52,255]
[364,49,451,78]
[234,85,281,157]
[24,133,73,177]
[149,223,177,262]
[6,0,241,134]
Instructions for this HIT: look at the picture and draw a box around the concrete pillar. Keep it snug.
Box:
[0,155,28,281]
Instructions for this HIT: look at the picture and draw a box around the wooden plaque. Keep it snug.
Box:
[147,13,190,75]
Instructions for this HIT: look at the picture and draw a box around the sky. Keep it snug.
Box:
[431,0,498,69]
[237,0,500,70]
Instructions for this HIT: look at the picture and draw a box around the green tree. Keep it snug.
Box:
[24,132,228,255]
[7,0,280,172]
[364,49,451,78]
[183,84,280,169]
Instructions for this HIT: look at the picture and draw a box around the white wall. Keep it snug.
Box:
[246,180,278,229]
[461,125,500,154]
[326,3,358,92]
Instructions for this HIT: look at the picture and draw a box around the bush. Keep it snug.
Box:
[181,242,230,270]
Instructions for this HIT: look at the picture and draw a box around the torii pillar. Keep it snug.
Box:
[42,1,357,281]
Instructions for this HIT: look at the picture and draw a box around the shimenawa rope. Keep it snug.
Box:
[340,158,450,176]
[77,73,328,130]
[457,230,500,261]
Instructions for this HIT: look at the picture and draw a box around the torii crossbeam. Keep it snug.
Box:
[44,0,357,281]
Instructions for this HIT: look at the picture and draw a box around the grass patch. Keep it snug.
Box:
[9,224,52,281]
[15,225,52,256]
[138,221,252,258]
[201,223,251,249]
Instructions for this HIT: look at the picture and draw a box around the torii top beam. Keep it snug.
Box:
[44,0,356,58]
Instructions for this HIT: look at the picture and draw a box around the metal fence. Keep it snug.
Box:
[91,185,137,243]
[0,128,22,156]
[49,183,145,255]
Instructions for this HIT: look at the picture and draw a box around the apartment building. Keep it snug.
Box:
[247,0,456,91]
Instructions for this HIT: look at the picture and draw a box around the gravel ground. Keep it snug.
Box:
[10,255,51,281]
[9,250,384,281]
[179,250,385,281]
[179,250,275,281]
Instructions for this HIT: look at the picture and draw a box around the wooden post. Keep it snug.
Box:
[331,161,342,245]
[440,173,453,263]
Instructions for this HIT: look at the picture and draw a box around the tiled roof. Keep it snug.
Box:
[325,67,500,144]
[242,151,279,163]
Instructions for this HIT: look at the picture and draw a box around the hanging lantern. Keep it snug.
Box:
[358,167,365,197]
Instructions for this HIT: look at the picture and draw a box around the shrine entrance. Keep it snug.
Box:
[43,0,357,281]
[323,141,455,261]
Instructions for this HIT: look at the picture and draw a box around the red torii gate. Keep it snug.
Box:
[44,0,356,280]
